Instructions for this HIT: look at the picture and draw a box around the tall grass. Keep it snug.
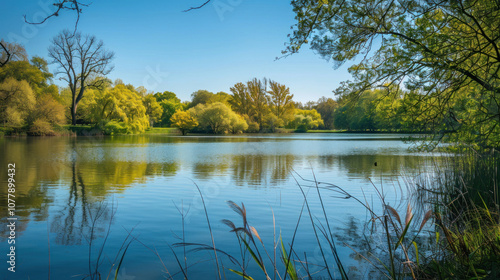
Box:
[412,151,500,279]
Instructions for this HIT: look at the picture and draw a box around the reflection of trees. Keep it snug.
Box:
[192,154,295,187]
[317,154,429,178]
[231,154,295,187]
[0,137,61,239]
[50,144,113,245]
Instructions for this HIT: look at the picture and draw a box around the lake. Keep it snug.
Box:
[0,133,441,279]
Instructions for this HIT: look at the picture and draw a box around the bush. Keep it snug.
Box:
[28,118,55,136]
[98,120,129,135]
[245,121,260,133]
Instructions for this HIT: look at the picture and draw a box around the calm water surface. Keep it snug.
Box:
[0,134,441,279]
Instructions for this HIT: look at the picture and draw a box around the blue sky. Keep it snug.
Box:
[1,0,355,103]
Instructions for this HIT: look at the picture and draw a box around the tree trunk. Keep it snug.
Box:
[71,103,77,125]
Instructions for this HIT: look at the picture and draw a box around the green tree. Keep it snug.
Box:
[0,61,48,94]
[208,91,232,106]
[247,78,269,130]
[263,113,284,132]
[268,80,294,123]
[230,82,251,116]
[190,89,214,108]
[143,94,163,126]
[287,0,500,148]
[228,113,248,134]
[159,99,184,127]
[152,91,182,126]
[290,109,324,131]
[49,30,114,125]
[315,97,338,129]
[154,91,180,103]
[86,84,149,133]
[170,110,198,135]
[189,102,238,134]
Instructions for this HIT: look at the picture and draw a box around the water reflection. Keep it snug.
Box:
[0,136,428,216]
[0,133,436,277]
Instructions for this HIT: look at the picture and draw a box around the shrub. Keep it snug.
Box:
[98,120,129,135]
[28,118,55,136]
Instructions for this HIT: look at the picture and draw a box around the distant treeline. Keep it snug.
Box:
[0,41,480,143]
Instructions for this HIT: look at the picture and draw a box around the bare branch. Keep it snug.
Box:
[183,0,212,12]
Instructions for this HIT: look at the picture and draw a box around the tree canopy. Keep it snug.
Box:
[286,0,500,149]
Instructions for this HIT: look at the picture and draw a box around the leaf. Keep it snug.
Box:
[114,240,132,280]
[228,269,255,280]
[280,236,298,280]
[241,238,265,273]
[395,215,413,249]
[412,241,419,266]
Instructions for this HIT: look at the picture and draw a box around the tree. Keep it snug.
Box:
[286,0,500,148]
[268,80,294,122]
[230,82,251,115]
[85,84,149,133]
[0,41,28,66]
[171,110,198,135]
[154,91,180,103]
[48,30,114,125]
[0,42,10,67]
[0,78,36,127]
[290,109,324,131]
[0,61,48,94]
[189,102,238,134]
[247,78,269,130]
[315,97,338,129]
[208,91,232,106]
[159,99,184,127]
[228,114,248,134]
[143,94,163,126]
[190,89,214,108]
[263,113,284,132]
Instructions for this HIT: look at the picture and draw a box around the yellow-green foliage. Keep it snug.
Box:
[263,113,284,132]
[0,60,48,94]
[189,102,246,134]
[85,84,150,134]
[267,80,294,120]
[0,78,36,127]
[28,118,55,136]
[208,91,233,106]
[228,113,248,134]
[142,94,163,125]
[170,110,198,135]
[30,94,66,125]
[291,109,324,131]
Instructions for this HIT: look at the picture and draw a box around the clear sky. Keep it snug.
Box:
[1,0,355,103]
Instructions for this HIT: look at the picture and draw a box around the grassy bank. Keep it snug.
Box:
[142,127,181,134]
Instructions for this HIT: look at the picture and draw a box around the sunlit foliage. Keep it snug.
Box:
[170,110,198,135]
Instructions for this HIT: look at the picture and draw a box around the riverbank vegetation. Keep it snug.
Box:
[3,29,497,142]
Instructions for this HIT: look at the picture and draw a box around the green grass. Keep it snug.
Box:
[306,129,344,133]
[143,127,180,134]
